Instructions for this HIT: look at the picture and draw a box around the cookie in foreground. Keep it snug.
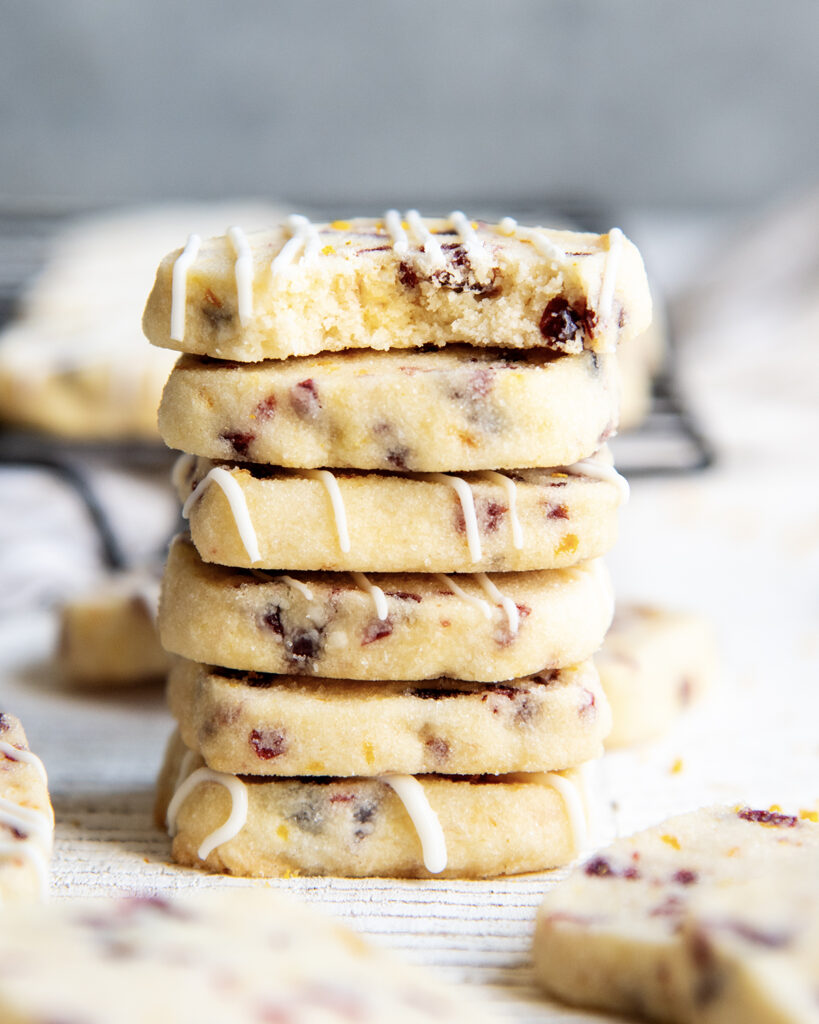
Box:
[0,887,498,1022]
[166,656,610,777]
[0,713,53,902]
[157,730,593,878]
[533,804,819,1023]
[175,447,627,573]
[159,536,615,682]
[158,346,618,473]
[143,214,651,361]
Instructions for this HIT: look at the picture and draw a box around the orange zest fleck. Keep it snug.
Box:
[330,220,351,231]
[661,834,680,850]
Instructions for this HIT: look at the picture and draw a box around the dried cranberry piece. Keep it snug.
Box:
[0,714,8,733]
[289,379,321,419]
[261,604,284,636]
[481,500,506,533]
[362,619,393,645]
[584,856,614,877]
[539,297,597,350]
[737,807,798,828]
[384,591,421,603]
[547,503,569,520]
[254,395,277,421]
[673,869,698,886]
[425,736,450,761]
[386,445,410,470]
[250,728,287,760]
[397,262,419,289]
[289,629,322,663]
[219,430,255,458]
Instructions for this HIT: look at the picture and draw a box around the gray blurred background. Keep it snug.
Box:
[2,0,818,218]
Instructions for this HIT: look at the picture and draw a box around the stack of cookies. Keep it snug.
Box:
[145,212,651,878]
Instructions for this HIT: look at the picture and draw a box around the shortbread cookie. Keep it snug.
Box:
[58,573,169,687]
[0,889,495,1024]
[158,346,618,472]
[175,447,627,572]
[534,805,819,1023]
[0,714,53,903]
[159,537,614,682]
[0,202,282,439]
[157,730,592,878]
[599,604,716,747]
[143,215,651,362]
[167,657,610,777]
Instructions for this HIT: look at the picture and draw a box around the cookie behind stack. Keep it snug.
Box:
[145,213,651,877]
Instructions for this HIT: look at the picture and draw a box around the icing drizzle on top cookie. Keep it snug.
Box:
[170,233,201,341]
[496,217,565,264]
[227,225,254,325]
[271,214,321,278]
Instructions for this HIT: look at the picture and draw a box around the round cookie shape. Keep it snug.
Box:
[158,346,618,472]
[176,449,626,572]
[143,216,652,362]
[598,604,717,748]
[533,805,819,1023]
[158,537,615,682]
[156,731,592,879]
[167,657,610,777]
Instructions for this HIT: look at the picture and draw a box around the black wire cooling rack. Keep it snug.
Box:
[0,204,714,571]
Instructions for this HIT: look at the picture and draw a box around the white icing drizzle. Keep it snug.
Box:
[351,572,388,621]
[166,766,249,861]
[597,226,624,323]
[496,217,565,264]
[227,225,253,325]
[406,209,446,272]
[271,214,321,278]
[476,471,523,549]
[384,209,410,257]
[170,233,201,341]
[0,798,53,848]
[305,470,350,553]
[429,474,482,562]
[380,775,447,874]
[182,467,261,564]
[278,575,314,601]
[475,573,519,635]
[434,574,491,619]
[539,772,588,856]
[0,743,48,786]
[171,452,198,492]
[448,210,492,283]
[564,458,630,504]
[0,840,49,898]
